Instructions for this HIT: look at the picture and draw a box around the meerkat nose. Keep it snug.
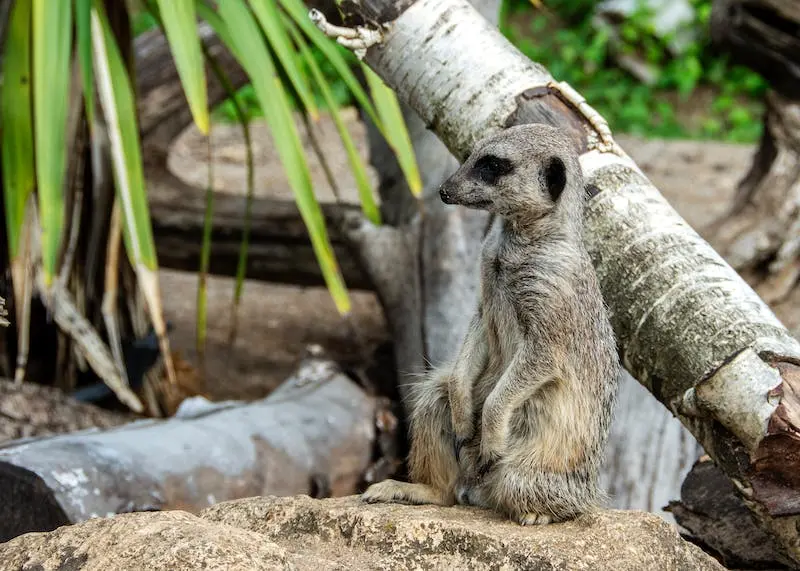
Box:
[439,186,452,204]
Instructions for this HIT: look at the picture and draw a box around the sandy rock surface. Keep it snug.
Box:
[1,495,724,570]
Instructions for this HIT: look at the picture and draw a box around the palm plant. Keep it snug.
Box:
[0,0,420,414]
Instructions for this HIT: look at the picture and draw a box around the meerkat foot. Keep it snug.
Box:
[361,480,452,506]
[515,512,553,526]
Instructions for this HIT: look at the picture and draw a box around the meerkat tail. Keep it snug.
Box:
[361,480,455,506]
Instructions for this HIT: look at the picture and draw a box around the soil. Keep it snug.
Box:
[161,110,799,402]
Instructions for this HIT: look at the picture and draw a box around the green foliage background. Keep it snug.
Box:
[500,0,766,142]
[151,0,766,143]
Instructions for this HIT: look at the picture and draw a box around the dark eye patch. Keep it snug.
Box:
[473,154,514,185]
[542,156,567,202]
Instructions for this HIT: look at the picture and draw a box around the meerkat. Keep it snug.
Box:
[361,123,620,525]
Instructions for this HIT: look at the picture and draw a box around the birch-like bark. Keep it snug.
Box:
[324,0,800,562]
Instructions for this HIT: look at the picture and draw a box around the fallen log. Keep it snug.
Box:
[0,357,376,543]
[668,457,794,570]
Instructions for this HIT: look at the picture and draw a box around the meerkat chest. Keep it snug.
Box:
[480,259,525,364]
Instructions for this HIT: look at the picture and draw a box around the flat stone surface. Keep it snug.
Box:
[0,495,725,570]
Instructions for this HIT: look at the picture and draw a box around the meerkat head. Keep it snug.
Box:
[438,124,584,226]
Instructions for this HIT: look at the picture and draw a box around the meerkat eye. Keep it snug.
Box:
[473,155,514,185]
[542,156,567,202]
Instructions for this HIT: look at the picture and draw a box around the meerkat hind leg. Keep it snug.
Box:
[361,480,453,506]
[362,371,461,508]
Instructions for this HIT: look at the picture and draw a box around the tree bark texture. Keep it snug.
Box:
[669,457,794,569]
[330,0,800,562]
[0,357,377,543]
[708,0,800,303]
[710,0,800,100]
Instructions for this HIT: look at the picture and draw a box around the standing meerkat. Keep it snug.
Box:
[362,123,620,525]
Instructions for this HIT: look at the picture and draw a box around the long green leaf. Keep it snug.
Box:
[91,0,177,385]
[249,0,318,120]
[218,0,351,314]
[1,0,35,260]
[155,0,209,134]
[91,2,155,267]
[196,131,213,359]
[195,0,245,63]
[285,14,380,224]
[363,65,423,196]
[32,0,72,285]
[75,0,95,130]
[277,0,383,132]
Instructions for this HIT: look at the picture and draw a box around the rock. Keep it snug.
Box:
[1,495,725,570]
[0,510,292,571]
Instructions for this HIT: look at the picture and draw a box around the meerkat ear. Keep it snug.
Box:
[542,156,567,202]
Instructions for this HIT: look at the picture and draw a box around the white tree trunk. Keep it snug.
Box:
[326,0,800,562]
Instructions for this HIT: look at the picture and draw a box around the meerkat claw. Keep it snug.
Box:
[516,513,553,526]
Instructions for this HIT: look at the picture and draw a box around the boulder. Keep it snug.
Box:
[0,495,725,570]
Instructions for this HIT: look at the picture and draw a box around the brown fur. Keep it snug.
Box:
[362,124,620,526]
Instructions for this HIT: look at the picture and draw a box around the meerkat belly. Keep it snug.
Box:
[509,373,597,473]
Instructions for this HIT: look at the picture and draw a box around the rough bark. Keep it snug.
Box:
[668,457,794,570]
[326,0,800,563]
[0,357,376,543]
[710,93,800,305]
[710,0,800,100]
[707,0,800,303]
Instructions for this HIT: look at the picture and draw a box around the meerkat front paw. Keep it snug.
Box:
[515,512,553,526]
[361,480,409,504]
[361,480,453,506]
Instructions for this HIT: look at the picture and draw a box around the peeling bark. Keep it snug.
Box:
[0,357,376,543]
[326,0,800,562]
[669,457,794,570]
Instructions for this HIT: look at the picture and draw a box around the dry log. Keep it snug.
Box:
[668,457,793,570]
[0,357,376,543]
[322,0,800,562]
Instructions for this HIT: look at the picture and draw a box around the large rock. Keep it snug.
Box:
[0,495,725,570]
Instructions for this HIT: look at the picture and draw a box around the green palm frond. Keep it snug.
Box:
[0,0,422,407]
